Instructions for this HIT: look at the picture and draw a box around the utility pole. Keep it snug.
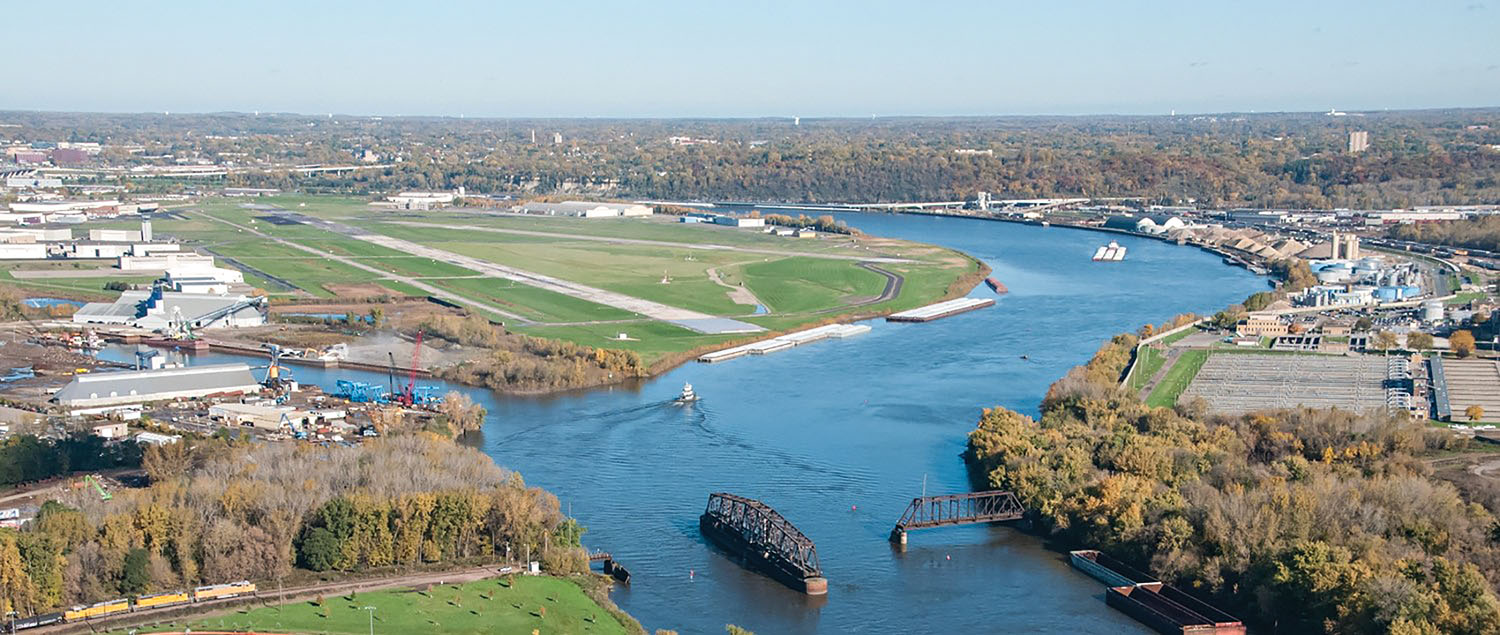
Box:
[363,606,377,635]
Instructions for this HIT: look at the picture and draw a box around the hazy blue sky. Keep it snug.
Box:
[6,0,1497,117]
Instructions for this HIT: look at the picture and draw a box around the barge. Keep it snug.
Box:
[699,493,827,595]
[697,323,871,363]
[985,277,1008,294]
[1107,583,1246,635]
[1071,550,1244,635]
[886,297,995,322]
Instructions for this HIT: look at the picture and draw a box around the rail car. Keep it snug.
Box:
[4,579,258,631]
[63,598,130,621]
[135,590,192,610]
[192,580,256,601]
[2,612,63,631]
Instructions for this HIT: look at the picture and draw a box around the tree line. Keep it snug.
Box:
[0,435,142,488]
[965,312,1500,633]
[1389,216,1500,253]
[0,435,580,617]
[8,109,1499,210]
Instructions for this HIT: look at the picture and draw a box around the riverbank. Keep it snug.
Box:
[963,275,1500,632]
[87,575,640,635]
[22,211,1266,633]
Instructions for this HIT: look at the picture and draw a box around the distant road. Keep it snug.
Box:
[379,220,912,263]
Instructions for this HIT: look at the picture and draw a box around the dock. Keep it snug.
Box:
[697,323,871,363]
[886,297,995,322]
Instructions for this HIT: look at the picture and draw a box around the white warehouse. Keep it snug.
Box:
[515,201,653,218]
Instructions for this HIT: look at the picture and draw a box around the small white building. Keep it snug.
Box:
[134,431,182,446]
[713,216,765,228]
[89,228,144,242]
[165,266,244,294]
[386,192,455,210]
[92,421,128,439]
[70,244,133,259]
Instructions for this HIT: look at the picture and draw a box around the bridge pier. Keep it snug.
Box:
[889,527,907,546]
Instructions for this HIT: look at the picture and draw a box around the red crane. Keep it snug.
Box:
[398,330,423,407]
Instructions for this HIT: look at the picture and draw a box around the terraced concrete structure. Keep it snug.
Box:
[1181,353,1391,415]
[1436,358,1500,422]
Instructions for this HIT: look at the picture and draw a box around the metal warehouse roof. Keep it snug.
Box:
[54,363,261,406]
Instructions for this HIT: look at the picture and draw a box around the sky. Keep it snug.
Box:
[5,0,1498,118]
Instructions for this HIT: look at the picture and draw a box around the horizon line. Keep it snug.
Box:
[2,105,1499,122]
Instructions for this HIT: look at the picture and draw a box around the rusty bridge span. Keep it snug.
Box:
[889,490,1025,545]
[699,492,827,595]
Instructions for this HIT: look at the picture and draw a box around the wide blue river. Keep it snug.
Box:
[104,213,1266,633]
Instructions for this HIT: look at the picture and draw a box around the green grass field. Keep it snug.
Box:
[0,269,158,300]
[431,278,639,323]
[1128,346,1166,392]
[515,321,739,364]
[123,195,980,359]
[731,257,886,313]
[125,576,626,635]
[1145,349,1209,408]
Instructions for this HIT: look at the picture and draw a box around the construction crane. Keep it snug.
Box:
[84,475,112,501]
[167,306,196,341]
[263,344,293,387]
[395,331,424,407]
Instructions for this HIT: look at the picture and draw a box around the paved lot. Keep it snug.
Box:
[1181,353,1392,415]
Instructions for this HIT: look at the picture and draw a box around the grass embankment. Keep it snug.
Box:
[125,576,632,635]
[1145,349,1209,408]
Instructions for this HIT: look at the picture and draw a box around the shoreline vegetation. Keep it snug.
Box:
[964,284,1500,633]
[0,435,629,626]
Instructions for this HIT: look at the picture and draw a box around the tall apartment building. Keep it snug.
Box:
[1348,130,1370,154]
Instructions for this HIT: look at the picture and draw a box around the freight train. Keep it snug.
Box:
[4,581,255,631]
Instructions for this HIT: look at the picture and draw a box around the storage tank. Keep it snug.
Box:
[1422,300,1444,323]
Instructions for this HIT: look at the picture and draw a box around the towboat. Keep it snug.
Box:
[675,382,698,404]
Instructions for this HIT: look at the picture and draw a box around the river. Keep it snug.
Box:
[100,213,1266,634]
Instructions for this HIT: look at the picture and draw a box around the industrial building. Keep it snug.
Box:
[1235,316,1288,337]
[514,201,653,218]
[164,266,245,293]
[53,364,262,410]
[713,215,765,228]
[1103,214,1186,235]
[209,402,318,431]
[384,191,456,210]
[72,289,265,330]
[119,252,215,271]
[0,244,47,259]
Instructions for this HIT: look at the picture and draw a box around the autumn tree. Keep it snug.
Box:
[1451,330,1477,358]
[1406,331,1434,351]
[1371,330,1399,351]
[1469,405,1486,423]
[143,441,193,483]
[438,392,487,437]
